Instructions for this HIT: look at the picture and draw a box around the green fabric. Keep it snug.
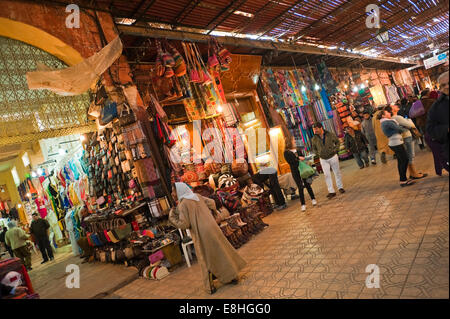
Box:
[298,161,315,179]
[311,131,340,160]
[5,227,29,250]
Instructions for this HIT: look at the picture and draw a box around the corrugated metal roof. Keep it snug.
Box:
[58,0,449,59]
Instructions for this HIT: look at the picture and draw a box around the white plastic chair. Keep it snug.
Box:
[178,229,195,267]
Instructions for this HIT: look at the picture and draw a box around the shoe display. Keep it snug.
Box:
[339,188,346,194]
[312,199,317,206]
[301,205,306,212]
[327,193,336,199]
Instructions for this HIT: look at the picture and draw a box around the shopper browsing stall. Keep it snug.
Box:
[169,182,246,295]
[344,127,370,169]
[283,136,317,212]
[4,221,32,271]
[29,213,54,264]
[361,110,378,165]
[311,122,345,199]
[251,164,287,210]
[388,105,427,179]
[378,109,415,187]
[426,71,449,172]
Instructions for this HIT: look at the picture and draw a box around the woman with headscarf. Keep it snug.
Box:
[169,182,247,294]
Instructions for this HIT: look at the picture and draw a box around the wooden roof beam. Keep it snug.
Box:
[206,0,249,34]
[117,23,418,68]
[292,0,358,41]
[172,0,202,24]
[257,0,304,37]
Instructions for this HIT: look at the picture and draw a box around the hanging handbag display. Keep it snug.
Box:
[118,103,137,126]
[100,100,118,126]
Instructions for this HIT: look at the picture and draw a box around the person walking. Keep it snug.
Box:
[4,221,32,270]
[252,164,287,210]
[415,89,436,142]
[389,104,427,179]
[426,71,449,173]
[373,106,394,163]
[378,109,415,187]
[284,136,317,212]
[361,110,378,164]
[0,226,14,258]
[169,182,246,294]
[29,213,54,264]
[344,126,370,169]
[311,122,345,199]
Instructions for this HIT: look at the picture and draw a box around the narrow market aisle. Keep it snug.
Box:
[28,245,137,299]
[112,150,449,299]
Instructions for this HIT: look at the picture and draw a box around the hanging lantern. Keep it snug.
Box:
[376,27,389,43]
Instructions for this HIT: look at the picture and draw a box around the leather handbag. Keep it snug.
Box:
[100,100,118,126]
[114,223,132,240]
[134,157,159,185]
[118,103,137,126]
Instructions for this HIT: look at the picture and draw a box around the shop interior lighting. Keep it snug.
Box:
[37,168,43,175]
[360,84,365,89]
[353,86,359,92]
[243,119,259,127]
[80,135,86,142]
[269,127,282,136]
[301,86,307,92]
[17,204,21,208]
[26,193,31,198]
[314,84,320,91]
[1,187,4,193]
[344,84,348,89]
[217,104,223,112]
[233,10,254,18]
[375,27,389,43]
[31,171,37,178]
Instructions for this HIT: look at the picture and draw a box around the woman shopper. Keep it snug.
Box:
[388,105,427,180]
[378,109,415,187]
[169,182,246,294]
[373,106,394,163]
[284,137,317,212]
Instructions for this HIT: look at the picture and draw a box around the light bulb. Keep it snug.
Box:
[26,193,31,198]
[17,204,22,208]
[360,84,365,89]
[217,105,223,112]
[31,171,37,178]
[353,86,358,92]
[301,86,306,92]
[314,84,320,91]
[80,135,86,142]
[344,84,348,89]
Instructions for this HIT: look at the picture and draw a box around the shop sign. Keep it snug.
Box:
[423,51,448,69]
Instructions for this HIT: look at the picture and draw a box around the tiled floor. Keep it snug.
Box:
[113,151,449,299]
[15,150,449,299]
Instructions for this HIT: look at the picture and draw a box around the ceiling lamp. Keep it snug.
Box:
[375,27,389,43]
[314,84,320,91]
[301,86,307,92]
